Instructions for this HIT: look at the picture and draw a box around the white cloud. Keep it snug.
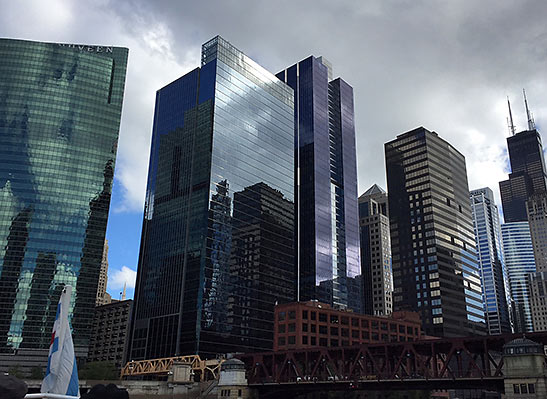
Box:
[107,265,137,292]
[2,0,547,217]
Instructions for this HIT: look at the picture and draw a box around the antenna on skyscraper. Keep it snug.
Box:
[523,88,536,130]
[507,96,516,136]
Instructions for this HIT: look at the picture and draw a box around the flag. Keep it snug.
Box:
[41,285,80,397]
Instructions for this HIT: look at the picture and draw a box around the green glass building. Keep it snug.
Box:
[0,38,128,366]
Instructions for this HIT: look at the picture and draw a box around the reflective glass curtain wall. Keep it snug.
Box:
[0,39,128,358]
[502,222,536,333]
[386,127,485,337]
[276,57,360,312]
[129,36,295,360]
[470,188,512,334]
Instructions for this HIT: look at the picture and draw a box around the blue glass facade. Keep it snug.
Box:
[0,39,128,358]
[470,188,512,334]
[129,36,295,359]
[502,221,536,332]
[276,57,360,311]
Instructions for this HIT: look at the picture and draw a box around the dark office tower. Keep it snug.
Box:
[499,95,547,222]
[358,185,393,316]
[228,183,295,350]
[129,36,295,360]
[385,127,485,337]
[470,188,512,334]
[0,39,128,369]
[276,56,360,311]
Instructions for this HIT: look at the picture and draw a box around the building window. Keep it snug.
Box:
[288,336,295,345]
[319,313,327,322]
[330,315,339,324]
[311,336,316,345]
[331,339,339,347]
[303,310,308,319]
[288,323,295,332]
[288,310,296,320]
[528,383,535,393]
[311,312,316,320]
[319,325,328,335]
[330,327,339,335]
[278,337,285,346]
[238,389,242,397]
[279,312,286,321]
[278,324,285,333]
[302,336,308,345]
[311,324,316,333]
[520,384,528,394]
[302,323,308,332]
[319,338,328,346]
[341,316,349,325]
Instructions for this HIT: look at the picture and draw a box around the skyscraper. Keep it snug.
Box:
[0,39,128,368]
[499,95,547,223]
[527,193,547,331]
[469,188,512,334]
[276,56,360,311]
[96,239,111,306]
[502,222,536,333]
[129,36,295,360]
[358,184,393,316]
[499,93,546,332]
[527,193,547,271]
[385,127,485,337]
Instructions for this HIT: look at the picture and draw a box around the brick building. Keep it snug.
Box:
[274,301,421,351]
[88,299,132,370]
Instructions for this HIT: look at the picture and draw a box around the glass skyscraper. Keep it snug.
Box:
[502,222,536,333]
[276,56,360,311]
[386,127,485,337]
[0,39,128,364]
[129,36,295,360]
[469,188,512,334]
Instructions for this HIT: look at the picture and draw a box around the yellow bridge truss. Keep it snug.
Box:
[120,355,224,380]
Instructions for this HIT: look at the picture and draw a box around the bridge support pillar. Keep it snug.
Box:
[218,358,256,399]
[503,337,547,398]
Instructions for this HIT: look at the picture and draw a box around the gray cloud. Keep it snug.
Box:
[2,0,546,215]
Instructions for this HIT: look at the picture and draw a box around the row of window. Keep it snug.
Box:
[278,309,417,334]
[513,383,535,394]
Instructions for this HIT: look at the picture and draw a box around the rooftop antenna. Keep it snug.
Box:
[507,96,516,136]
[523,88,536,130]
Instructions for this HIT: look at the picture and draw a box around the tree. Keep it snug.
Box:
[79,361,119,380]
[8,364,24,379]
[30,366,44,379]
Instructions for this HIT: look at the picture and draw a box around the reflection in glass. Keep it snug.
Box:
[0,39,128,362]
[129,36,295,359]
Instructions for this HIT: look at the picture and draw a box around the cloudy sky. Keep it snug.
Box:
[2,0,546,299]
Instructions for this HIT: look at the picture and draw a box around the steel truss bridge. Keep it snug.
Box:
[121,332,547,395]
[236,332,547,396]
[121,354,224,380]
